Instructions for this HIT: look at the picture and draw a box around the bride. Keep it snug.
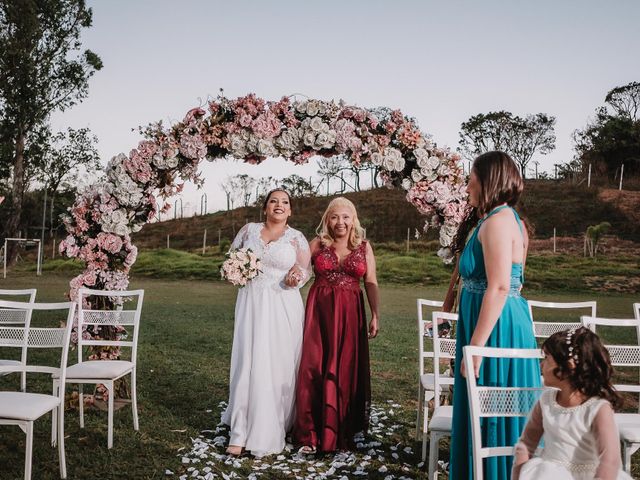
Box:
[222,189,311,457]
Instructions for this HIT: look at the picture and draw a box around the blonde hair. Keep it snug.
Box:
[316,197,365,249]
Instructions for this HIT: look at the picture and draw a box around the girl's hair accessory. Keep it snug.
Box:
[565,328,579,363]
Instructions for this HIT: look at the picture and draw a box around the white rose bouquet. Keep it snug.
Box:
[220,248,262,286]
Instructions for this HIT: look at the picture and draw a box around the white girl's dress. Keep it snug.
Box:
[221,223,311,457]
[515,389,632,480]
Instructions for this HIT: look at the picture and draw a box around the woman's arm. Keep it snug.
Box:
[363,241,380,338]
[230,223,250,251]
[285,231,313,288]
[592,402,623,479]
[512,401,544,480]
[463,212,514,377]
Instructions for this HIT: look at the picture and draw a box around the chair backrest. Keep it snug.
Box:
[581,315,640,344]
[417,298,444,377]
[77,288,144,364]
[634,303,640,322]
[463,345,545,480]
[0,288,37,303]
[431,311,459,408]
[0,301,75,388]
[527,300,596,339]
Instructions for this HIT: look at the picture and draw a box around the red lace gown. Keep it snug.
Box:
[293,241,371,452]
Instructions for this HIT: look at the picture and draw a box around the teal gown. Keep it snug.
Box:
[449,205,541,480]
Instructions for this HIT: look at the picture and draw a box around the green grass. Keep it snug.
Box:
[1,272,639,479]
[27,246,640,294]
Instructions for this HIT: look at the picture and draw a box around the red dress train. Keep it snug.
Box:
[293,241,371,452]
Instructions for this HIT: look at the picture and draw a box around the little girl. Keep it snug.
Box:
[512,327,632,480]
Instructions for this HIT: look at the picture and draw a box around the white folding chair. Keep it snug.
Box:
[58,287,144,448]
[0,290,36,391]
[463,346,545,480]
[0,300,75,480]
[580,315,640,344]
[416,298,444,440]
[527,300,596,339]
[634,303,640,321]
[427,311,458,475]
[596,343,640,474]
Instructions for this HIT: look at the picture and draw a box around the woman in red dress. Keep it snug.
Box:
[294,196,380,453]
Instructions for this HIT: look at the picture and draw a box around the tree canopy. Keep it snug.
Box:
[458,111,556,178]
[0,0,102,261]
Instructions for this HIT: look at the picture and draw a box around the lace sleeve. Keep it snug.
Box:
[592,401,623,480]
[290,230,312,288]
[230,223,251,251]
[512,400,544,480]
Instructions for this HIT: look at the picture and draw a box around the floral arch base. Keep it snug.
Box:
[60,93,467,319]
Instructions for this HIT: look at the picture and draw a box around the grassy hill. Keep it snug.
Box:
[132,181,640,250]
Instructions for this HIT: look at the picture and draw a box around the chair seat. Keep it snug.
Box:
[64,360,134,380]
[428,405,453,432]
[421,373,435,389]
[0,359,21,376]
[0,392,59,421]
[616,413,640,443]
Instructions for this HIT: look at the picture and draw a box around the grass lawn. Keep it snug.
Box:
[0,272,639,479]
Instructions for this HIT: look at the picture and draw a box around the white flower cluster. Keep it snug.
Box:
[370,147,406,172]
[274,127,302,157]
[299,116,337,151]
[228,130,279,159]
[106,154,144,207]
[152,145,180,170]
[100,208,131,236]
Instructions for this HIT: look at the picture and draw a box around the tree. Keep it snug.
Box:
[584,222,611,258]
[233,174,256,207]
[604,81,640,121]
[458,111,556,178]
[35,127,101,231]
[280,174,315,197]
[0,0,102,264]
[572,82,640,180]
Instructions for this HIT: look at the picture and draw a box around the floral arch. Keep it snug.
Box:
[60,94,467,302]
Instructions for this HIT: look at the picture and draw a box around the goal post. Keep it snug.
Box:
[3,238,42,279]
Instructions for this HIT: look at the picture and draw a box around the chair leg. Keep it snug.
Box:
[422,429,428,462]
[622,442,630,473]
[107,381,114,449]
[58,403,67,479]
[24,421,33,480]
[79,384,84,429]
[51,380,58,447]
[428,431,439,480]
[131,370,139,431]
[416,386,423,440]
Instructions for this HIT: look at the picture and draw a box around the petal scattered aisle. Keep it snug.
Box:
[166,401,430,480]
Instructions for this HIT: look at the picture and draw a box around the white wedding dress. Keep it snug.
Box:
[221,222,311,457]
[515,389,632,480]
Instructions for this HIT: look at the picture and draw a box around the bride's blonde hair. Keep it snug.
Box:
[316,197,365,249]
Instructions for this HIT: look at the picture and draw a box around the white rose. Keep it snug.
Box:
[256,139,275,156]
[370,152,383,166]
[413,148,428,161]
[383,156,396,171]
[302,131,316,147]
[310,117,324,132]
[427,156,440,170]
[394,157,406,172]
[411,169,423,182]
[401,178,413,190]
[306,101,320,116]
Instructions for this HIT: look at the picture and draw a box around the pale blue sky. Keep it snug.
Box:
[51,0,640,214]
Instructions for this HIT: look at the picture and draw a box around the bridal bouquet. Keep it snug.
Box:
[220,248,261,286]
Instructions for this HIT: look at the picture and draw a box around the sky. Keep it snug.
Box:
[50,0,640,215]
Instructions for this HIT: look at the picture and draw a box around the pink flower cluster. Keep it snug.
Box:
[221,248,261,287]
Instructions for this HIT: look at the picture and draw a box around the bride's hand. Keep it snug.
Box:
[285,266,302,287]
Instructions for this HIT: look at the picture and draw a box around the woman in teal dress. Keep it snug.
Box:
[449,151,541,480]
